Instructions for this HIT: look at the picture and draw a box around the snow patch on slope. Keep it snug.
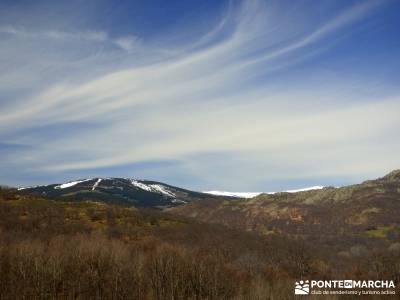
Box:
[131,180,153,192]
[150,184,176,197]
[18,185,44,191]
[276,186,324,193]
[131,180,175,197]
[55,179,91,189]
[204,186,325,198]
[203,191,261,198]
[92,178,102,191]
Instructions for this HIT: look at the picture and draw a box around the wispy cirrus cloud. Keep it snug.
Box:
[0,24,140,51]
[0,0,399,190]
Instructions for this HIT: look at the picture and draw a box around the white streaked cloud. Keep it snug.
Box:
[0,25,107,41]
[0,0,398,189]
[114,36,141,51]
[0,24,139,51]
[0,0,382,128]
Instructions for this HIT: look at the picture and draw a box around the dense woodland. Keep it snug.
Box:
[0,187,399,299]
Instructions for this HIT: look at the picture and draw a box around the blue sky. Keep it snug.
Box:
[1,0,400,191]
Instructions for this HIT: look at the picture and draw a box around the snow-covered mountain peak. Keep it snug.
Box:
[203,186,325,198]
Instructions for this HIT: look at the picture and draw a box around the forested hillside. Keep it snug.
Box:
[0,187,399,299]
[172,170,400,257]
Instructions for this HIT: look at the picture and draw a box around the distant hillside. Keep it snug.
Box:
[172,170,400,253]
[17,177,230,208]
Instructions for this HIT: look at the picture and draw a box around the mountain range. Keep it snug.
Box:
[17,177,233,208]
[17,177,327,207]
[15,170,400,246]
[3,169,400,298]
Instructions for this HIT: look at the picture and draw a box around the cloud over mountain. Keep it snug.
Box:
[0,0,399,190]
